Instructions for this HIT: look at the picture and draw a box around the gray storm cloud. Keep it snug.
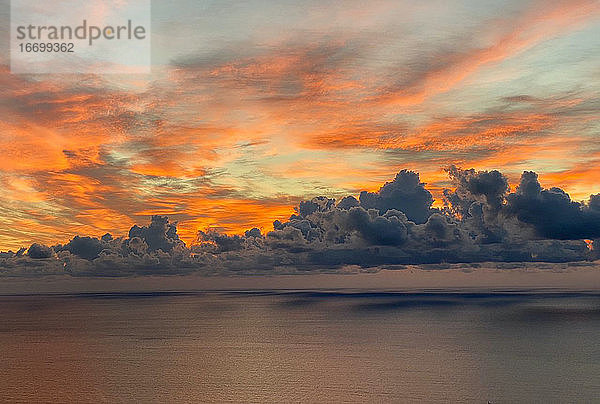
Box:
[1,167,599,277]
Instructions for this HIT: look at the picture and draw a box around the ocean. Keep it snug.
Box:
[1,290,599,403]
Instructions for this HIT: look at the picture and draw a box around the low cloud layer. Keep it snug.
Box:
[1,167,599,277]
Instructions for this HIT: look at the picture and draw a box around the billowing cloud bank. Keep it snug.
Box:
[1,167,599,277]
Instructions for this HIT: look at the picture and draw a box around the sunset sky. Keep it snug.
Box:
[1,0,600,251]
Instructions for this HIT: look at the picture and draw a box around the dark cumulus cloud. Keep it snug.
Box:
[1,167,599,277]
[358,170,435,224]
[506,172,600,240]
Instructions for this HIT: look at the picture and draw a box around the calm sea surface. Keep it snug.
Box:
[1,290,599,403]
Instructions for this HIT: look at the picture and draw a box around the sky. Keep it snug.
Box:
[1,0,600,270]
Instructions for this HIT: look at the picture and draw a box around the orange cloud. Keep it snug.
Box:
[540,153,600,201]
[1,0,599,251]
[374,0,600,106]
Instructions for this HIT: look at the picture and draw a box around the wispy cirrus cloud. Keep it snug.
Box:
[372,0,600,106]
